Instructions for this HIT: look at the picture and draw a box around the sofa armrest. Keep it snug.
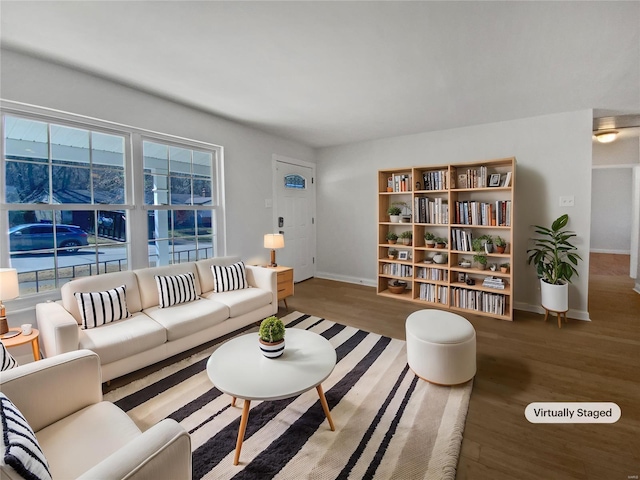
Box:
[77,419,192,480]
[246,265,278,303]
[0,350,102,432]
[36,301,80,357]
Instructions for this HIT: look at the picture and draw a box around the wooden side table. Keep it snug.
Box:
[1,328,41,360]
[268,266,294,309]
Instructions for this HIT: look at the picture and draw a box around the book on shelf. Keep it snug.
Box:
[482,276,506,290]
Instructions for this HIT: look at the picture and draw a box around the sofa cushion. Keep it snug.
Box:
[61,271,142,324]
[194,256,242,294]
[134,263,201,310]
[78,313,167,365]
[1,343,18,371]
[202,287,272,318]
[211,262,248,292]
[74,285,131,330]
[155,272,198,308]
[143,299,229,342]
[0,393,52,480]
[37,401,140,480]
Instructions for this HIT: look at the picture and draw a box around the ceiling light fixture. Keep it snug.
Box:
[594,130,619,143]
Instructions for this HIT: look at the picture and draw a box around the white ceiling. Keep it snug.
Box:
[1,1,639,148]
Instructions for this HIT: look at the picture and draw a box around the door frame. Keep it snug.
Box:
[271,154,317,281]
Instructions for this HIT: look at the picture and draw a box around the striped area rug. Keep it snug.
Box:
[104,312,473,480]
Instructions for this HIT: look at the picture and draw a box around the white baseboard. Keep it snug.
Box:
[634,283,640,295]
[589,249,631,255]
[314,271,377,288]
[513,301,591,321]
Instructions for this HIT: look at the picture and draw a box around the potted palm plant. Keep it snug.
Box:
[258,316,286,358]
[526,214,582,312]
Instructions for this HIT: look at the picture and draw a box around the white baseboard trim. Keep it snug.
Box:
[314,271,377,288]
[589,249,631,255]
[513,301,591,321]
[634,283,640,295]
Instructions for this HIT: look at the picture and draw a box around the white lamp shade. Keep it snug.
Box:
[264,234,285,249]
[0,268,19,300]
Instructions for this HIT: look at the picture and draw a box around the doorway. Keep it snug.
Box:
[272,155,316,282]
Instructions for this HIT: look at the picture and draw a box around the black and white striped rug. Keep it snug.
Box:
[104,312,472,480]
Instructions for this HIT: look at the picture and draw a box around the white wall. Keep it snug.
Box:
[316,110,593,320]
[590,137,639,254]
[1,49,315,266]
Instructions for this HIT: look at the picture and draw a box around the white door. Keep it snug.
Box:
[274,157,315,282]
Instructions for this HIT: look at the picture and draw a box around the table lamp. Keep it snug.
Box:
[264,234,285,267]
[0,268,19,335]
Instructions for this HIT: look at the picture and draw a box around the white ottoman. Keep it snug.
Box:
[406,310,476,385]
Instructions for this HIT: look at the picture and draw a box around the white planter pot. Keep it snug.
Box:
[259,338,285,358]
[540,279,568,312]
[389,215,401,223]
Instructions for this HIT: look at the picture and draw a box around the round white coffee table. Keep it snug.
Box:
[206,328,337,465]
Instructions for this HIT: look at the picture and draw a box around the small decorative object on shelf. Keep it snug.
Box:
[495,236,507,253]
[388,249,398,260]
[399,231,413,246]
[388,280,407,294]
[387,205,402,223]
[500,263,510,273]
[258,316,286,358]
[424,232,436,247]
[435,237,447,249]
[386,231,398,244]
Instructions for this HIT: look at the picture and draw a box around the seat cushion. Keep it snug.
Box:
[144,298,229,341]
[78,313,167,365]
[202,287,272,317]
[36,401,141,480]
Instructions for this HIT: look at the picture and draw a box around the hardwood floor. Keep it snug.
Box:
[284,256,640,480]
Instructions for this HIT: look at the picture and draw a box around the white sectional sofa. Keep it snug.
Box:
[36,256,277,382]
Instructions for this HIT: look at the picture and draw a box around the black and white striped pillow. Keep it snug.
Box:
[0,342,18,371]
[211,262,248,292]
[74,285,131,330]
[1,393,52,480]
[155,272,198,308]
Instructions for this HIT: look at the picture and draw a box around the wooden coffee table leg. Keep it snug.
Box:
[234,400,251,465]
[316,384,335,431]
[231,396,237,407]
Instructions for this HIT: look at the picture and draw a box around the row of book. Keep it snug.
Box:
[482,276,506,290]
[387,174,412,192]
[450,287,507,315]
[380,263,413,277]
[453,200,511,226]
[456,166,488,189]
[420,170,449,191]
[414,197,449,224]
[450,228,474,252]
[416,267,447,282]
[419,283,448,304]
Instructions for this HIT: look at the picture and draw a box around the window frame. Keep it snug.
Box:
[0,101,225,305]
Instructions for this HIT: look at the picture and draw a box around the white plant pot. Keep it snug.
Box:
[259,338,285,358]
[390,215,401,223]
[540,279,568,312]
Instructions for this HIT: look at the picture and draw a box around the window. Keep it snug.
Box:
[143,140,216,266]
[284,174,306,189]
[1,107,224,297]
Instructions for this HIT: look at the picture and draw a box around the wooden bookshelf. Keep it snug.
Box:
[377,157,515,321]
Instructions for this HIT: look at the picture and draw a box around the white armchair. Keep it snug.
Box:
[0,350,191,480]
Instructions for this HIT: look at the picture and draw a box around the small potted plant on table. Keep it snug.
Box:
[258,316,286,358]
